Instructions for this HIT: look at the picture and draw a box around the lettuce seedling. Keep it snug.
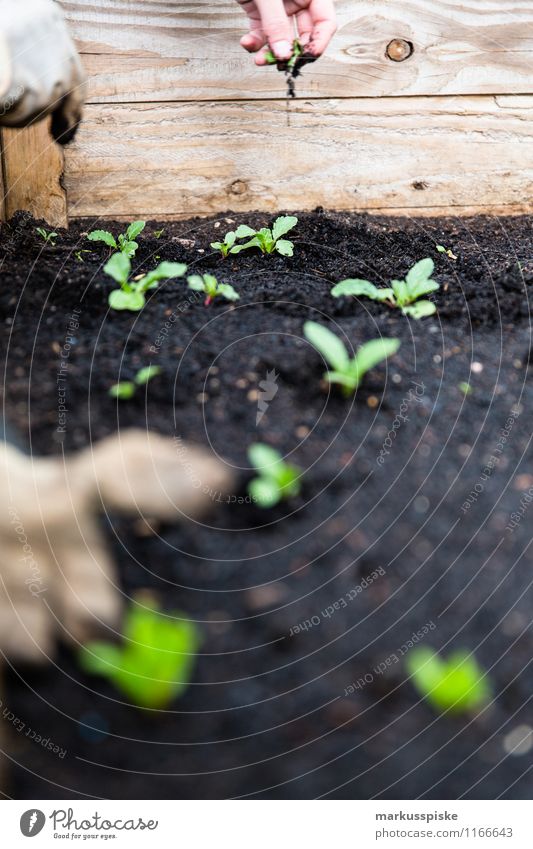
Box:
[79,597,201,709]
[36,227,57,246]
[211,230,238,258]
[248,443,301,508]
[104,253,187,311]
[406,646,490,714]
[109,365,162,400]
[331,258,439,319]
[88,220,146,259]
[187,273,239,306]
[304,321,400,397]
[231,217,298,257]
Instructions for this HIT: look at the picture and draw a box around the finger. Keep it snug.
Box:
[308,0,337,56]
[254,45,272,66]
[240,29,266,53]
[295,9,314,47]
[255,0,294,59]
[239,2,266,53]
[0,543,55,662]
[50,518,122,645]
[51,59,86,145]
[78,430,235,522]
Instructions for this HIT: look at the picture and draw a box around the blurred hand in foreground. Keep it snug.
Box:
[0,0,85,142]
[0,430,233,662]
[236,0,337,65]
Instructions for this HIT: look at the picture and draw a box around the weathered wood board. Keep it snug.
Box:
[64,0,533,101]
[1,122,67,227]
[1,2,532,222]
[64,95,533,220]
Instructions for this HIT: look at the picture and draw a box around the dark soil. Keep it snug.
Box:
[1,209,533,800]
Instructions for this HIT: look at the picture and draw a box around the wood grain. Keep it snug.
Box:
[1,121,67,227]
[62,0,533,101]
[63,95,533,220]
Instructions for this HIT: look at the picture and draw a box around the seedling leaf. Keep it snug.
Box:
[104,253,131,287]
[275,239,294,257]
[126,221,146,241]
[272,215,298,241]
[402,301,436,319]
[87,230,117,249]
[407,646,490,714]
[108,290,146,311]
[303,321,350,372]
[135,366,162,386]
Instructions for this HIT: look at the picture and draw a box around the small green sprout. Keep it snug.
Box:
[458,381,472,396]
[154,229,165,239]
[36,227,57,246]
[104,253,187,312]
[211,230,237,258]
[109,365,162,400]
[79,596,201,709]
[75,249,91,263]
[231,216,298,257]
[331,258,439,319]
[87,220,146,259]
[304,321,400,397]
[436,244,457,260]
[187,273,239,306]
[248,443,302,508]
[265,39,303,70]
[406,646,490,714]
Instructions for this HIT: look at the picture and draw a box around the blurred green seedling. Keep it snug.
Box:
[36,227,57,246]
[304,321,400,397]
[109,366,162,400]
[211,230,238,258]
[332,258,439,319]
[79,597,201,710]
[187,273,239,306]
[406,646,490,714]
[104,253,187,311]
[88,220,146,259]
[231,216,298,257]
[248,443,302,509]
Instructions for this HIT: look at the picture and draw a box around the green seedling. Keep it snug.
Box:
[211,230,237,258]
[75,249,91,263]
[104,253,187,311]
[231,216,298,257]
[88,220,146,259]
[109,365,162,400]
[187,273,239,306]
[406,646,490,714]
[458,381,472,396]
[304,321,400,397]
[36,227,57,246]
[248,443,301,508]
[79,596,200,709]
[265,39,303,70]
[436,244,457,260]
[331,258,439,319]
[154,229,165,239]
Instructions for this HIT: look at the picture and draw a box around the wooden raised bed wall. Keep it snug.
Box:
[1,0,533,226]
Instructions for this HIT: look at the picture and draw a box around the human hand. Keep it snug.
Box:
[0,0,86,143]
[0,430,234,662]
[236,0,336,65]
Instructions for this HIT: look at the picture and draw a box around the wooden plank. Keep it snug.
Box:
[0,132,6,222]
[63,95,533,220]
[62,0,533,102]
[1,121,67,227]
